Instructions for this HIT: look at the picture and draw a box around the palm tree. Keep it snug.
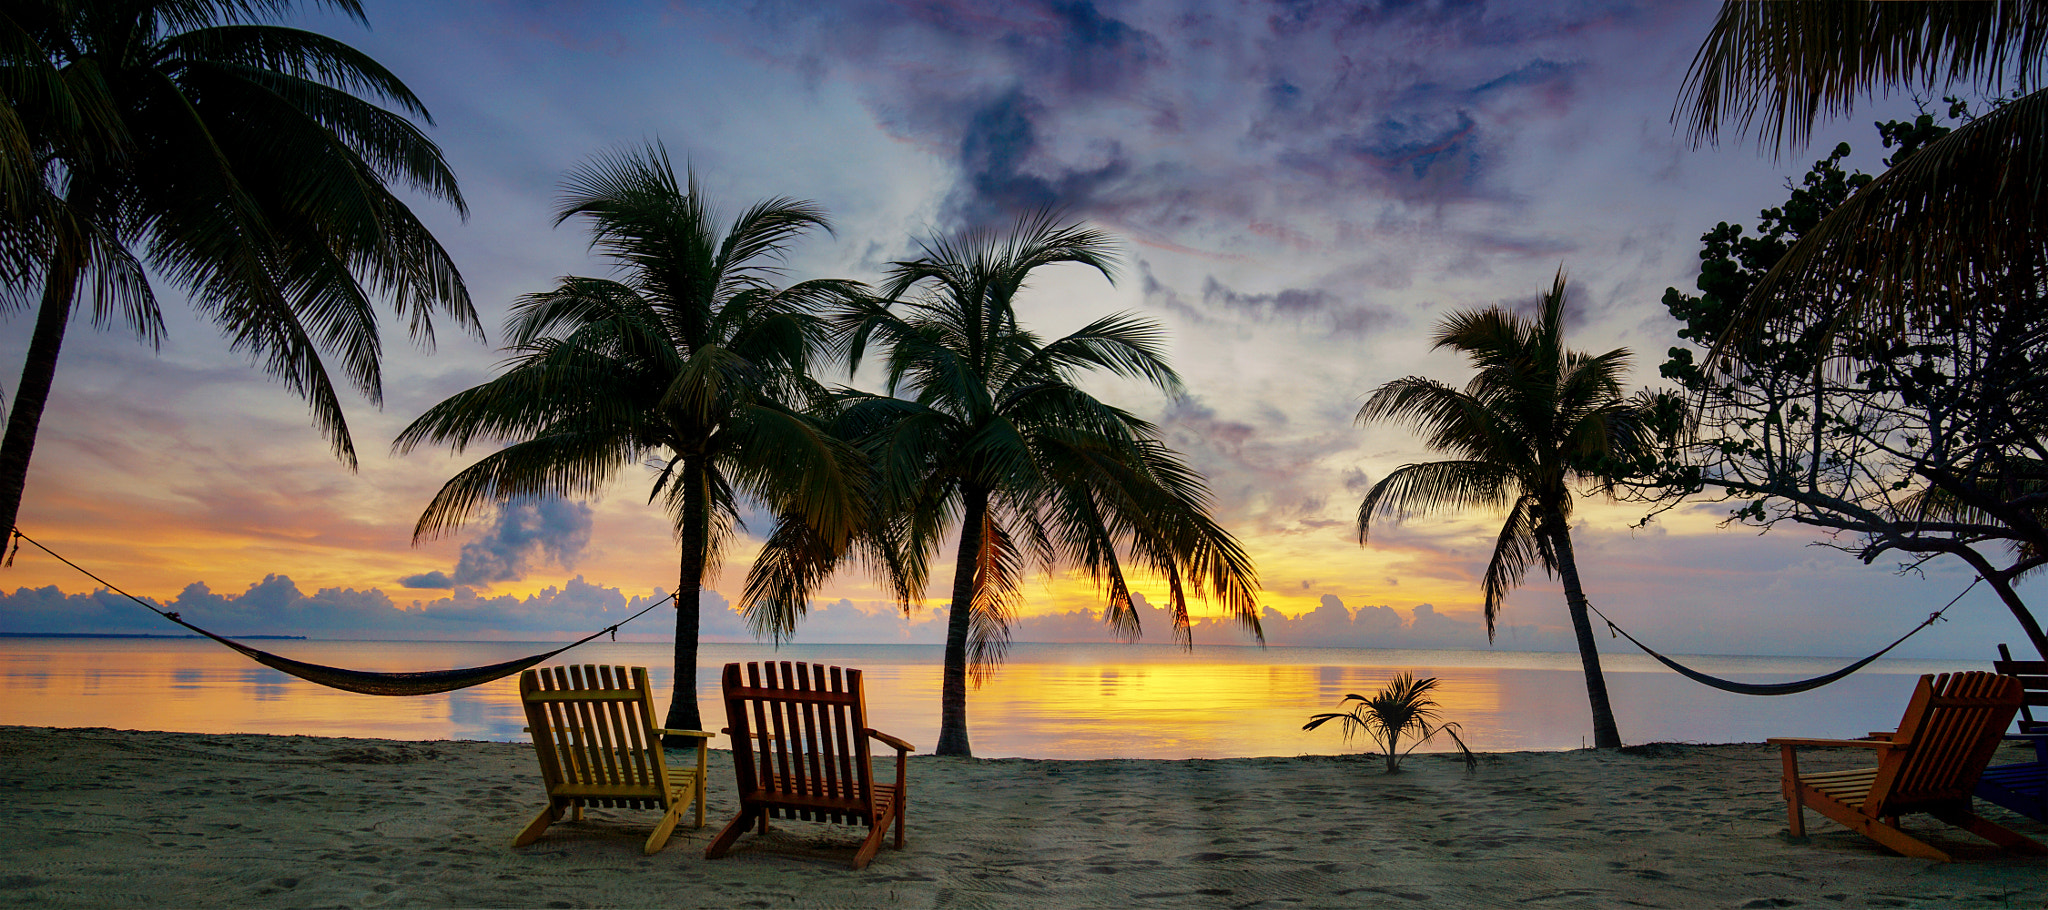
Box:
[0,0,476,541]
[1676,0,2048,363]
[765,213,1262,758]
[394,145,867,737]
[1303,672,1474,774]
[1356,271,1664,750]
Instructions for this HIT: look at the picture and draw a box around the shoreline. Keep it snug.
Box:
[3,725,2043,908]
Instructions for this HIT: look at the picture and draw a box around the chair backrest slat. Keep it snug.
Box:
[1994,643,2048,730]
[1872,672,2021,809]
[519,664,672,800]
[720,661,878,818]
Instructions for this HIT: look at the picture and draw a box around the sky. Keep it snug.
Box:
[0,0,2031,660]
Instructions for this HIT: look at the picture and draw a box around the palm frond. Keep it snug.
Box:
[966,511,1023,685]
[1480,496,1545,638]
[1356,459,1515,541]
[1715,88,2048,370]
[1678,0,2048,150]
[413,429,637,540]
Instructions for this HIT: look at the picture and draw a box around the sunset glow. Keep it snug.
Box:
[0,1,2025,662]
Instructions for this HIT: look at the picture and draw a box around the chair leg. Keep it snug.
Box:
[645,800,688,855]
[894,796,906,849]
[692,770,707,830]
[705,808,760,860]
[1779,748,1805,838]
[852,812,893,870]
[1935,809,2048,854]
[691,779,706,830]
[1852,817,1952,862]
[512,803,561,849]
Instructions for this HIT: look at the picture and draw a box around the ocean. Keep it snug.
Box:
[0,637,1992,759]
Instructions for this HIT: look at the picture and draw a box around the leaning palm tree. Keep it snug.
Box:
[394,145,867,736]
[1676,0,2048,365]
[0,0,476,541]
[762,213,1261,758]
[1357,271,1664,750]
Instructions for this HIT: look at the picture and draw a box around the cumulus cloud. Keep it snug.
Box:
[397,495,594,589]
[397,570,455,590]
[0,575,670,640]
[998,591,1563,650]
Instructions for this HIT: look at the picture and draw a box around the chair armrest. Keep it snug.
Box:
[653,728,714,740]
[867,729,915,753]
[1768,737,1900,749]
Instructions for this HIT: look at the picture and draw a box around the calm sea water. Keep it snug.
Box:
[0,637,1992,759]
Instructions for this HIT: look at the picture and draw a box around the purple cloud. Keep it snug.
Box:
[399,495,594,589]
[694,0,1633,250]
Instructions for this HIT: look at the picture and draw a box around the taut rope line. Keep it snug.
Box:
[7,527,671,696]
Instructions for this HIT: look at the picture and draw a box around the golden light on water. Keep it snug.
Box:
[0,638,1962,757]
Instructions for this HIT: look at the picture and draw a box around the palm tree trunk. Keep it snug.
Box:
[934,487,986,757]
[0,250,82,543]
[1548,520,1623,749]
[663,454,708,745]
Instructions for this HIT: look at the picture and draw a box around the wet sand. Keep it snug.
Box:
[1,726,2042,908]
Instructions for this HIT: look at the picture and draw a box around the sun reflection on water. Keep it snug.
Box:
[0,638,1977,758]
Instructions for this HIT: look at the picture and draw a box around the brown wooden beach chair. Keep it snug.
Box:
[512,664,711,854]
[1771,671,2047,861]
[704,661,914,869]
[1975,644,2048,821]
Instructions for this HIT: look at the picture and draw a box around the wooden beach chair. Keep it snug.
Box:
[512,664,712,854]
[704,661,914,869]
[1771,671,2047,861]
[1975,644,2048,821]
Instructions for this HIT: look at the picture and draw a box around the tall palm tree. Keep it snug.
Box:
[1356,271,1663,750]
[1676,0,2048,363]
[0,0,475,541]
[771,213,1262,758]
[394,145,867,737]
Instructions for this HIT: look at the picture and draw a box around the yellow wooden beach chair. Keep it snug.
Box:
[512,664,712,854]
[1771,671,2047,861]
[704,661,914,869]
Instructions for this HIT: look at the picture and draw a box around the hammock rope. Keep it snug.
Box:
[8,528,672,696]
[1581,578,1975,696]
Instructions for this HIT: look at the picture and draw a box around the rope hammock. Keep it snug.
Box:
[7,528,670,697]
[1581,578,1975,696]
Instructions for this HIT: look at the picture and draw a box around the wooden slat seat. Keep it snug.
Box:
[512,665,711,854]
[1976,644,2048,821]
[1771,671,2048,861]
[704,661,913,869]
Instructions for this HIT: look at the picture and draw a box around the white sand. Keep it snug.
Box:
[0,726,2042,908]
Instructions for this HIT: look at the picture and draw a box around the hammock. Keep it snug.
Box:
[8,528,669,697]
[1582,579,1972,696]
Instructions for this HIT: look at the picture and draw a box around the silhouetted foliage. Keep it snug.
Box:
[1357,271,1671,749]
[1647,111,2048,657]
[397,145,868,736]
[0,0,476,542]
[1303,672,1475,774]
[768,212,1262,758]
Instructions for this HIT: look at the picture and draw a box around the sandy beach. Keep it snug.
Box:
[1,725,2043,909]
